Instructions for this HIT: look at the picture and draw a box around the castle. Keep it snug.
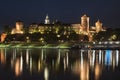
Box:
[1,14,105,42]
[28,14,105,35]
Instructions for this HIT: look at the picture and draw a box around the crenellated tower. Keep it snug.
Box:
[81,14,89,32]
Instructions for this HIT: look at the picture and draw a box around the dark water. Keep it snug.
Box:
[0,48,120,80]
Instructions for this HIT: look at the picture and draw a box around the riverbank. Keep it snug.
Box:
[0,42,119,50]
[0,42,75,49]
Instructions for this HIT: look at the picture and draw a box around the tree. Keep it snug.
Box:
[3,25,12,34]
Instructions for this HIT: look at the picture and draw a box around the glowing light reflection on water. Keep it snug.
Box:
[0,48,119,80]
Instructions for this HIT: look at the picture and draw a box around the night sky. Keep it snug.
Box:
[0,0,120,32]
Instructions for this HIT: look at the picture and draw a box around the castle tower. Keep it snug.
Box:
[45,14,50,24]
[11,21,24,34]
[95,20,103,33]
[16,21,23,31]
[81,14,89,32]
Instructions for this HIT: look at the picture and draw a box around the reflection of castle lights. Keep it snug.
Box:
[57,49,61,64]
[13,48,16,60]
[15,54,23,76]
[95,62,101,80]
[72,53,89,80]
[63,57,66,70]
[92,50,95,66]
[99,50,102,64]
[0,49,6,64]
[66,52,69,67]
[116,50,119,66]
[15,59,20,76]
[5,48,6,60]
[80,60,89,80]
[44,67,49,80]
[1,48,120,80]
[41,49,44,60]
[20,54,23,72]
[81,52,83,68]
[26,49,29,65]
[30,57,32,73]
[15,58,23,76]
[105,50,112,66]
[63,51,69,71]
[38,58,41,72]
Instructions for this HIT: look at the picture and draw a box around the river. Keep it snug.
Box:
[0,48,120,80]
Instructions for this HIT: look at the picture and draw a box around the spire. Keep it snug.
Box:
[46,14,49,19]
[96,19,101,25]
[83,14,87,17]
[97,19,100,22]
[45,14,50,24]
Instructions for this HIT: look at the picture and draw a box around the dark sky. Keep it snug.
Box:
[0,0,120,32]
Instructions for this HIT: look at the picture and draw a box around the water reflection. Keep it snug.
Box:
[0,48,119,80]
[0,48,6,64]
[44,67,49,80]
[14,53,23,76]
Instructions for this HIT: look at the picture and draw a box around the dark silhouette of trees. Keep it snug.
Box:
[3,25,12,34]
[93,28,120,41]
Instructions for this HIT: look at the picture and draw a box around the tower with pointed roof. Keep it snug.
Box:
[45,14,50,24]
[95,20,103,33]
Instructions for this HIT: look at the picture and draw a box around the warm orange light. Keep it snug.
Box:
[1,33,7,42]
[15,59,21,76]
[0,49,6,64]
[95,63,101,80]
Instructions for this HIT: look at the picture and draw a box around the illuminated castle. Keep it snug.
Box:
[11,21,24,34]
[28,14,105,39]
[11,14,105,36]
[72,14,104,35]
[0,14,105,42]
